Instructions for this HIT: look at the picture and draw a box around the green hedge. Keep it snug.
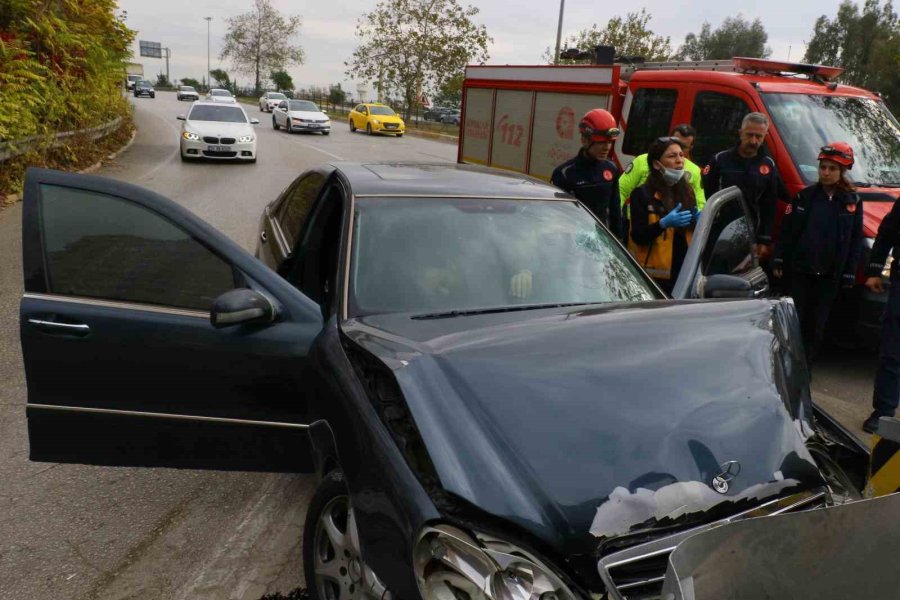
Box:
[0,0,135,195]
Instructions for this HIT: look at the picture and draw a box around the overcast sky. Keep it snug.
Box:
[118,0,849,95]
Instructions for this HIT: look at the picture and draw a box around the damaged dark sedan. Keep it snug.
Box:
[20,164,869,600]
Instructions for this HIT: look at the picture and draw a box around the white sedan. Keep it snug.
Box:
[259,92,288,112]
[271,99,331,135]
[206,88,237,103]
[177,101,259,163]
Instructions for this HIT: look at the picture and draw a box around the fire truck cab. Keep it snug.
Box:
[459,57,900,339]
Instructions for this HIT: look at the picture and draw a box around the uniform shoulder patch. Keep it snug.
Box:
[702,164,711,176]
[846,203,857,214]
[624,162,634,174]
[603,169,614,182]
[759,164,771,175]
[784,204,792,215]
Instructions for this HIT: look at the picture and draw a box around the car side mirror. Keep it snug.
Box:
[250,118,260,125]
[210,289,275,328]
[702,274,756,299]
[177,115,186,120]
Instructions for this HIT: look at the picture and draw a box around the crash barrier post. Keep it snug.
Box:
[0,117,123,163]
[659,492,900,599]
[865,417,900,498]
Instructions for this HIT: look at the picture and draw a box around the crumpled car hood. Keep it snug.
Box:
[346,299,824,556]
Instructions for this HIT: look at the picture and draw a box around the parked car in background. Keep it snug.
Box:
[125,74,143,90]
[19,163,868,600]
[424,106,453,121]
[440,109,461,125]
[176,85,200,101]
[176,101,259,163]
[348,103,405,136]
[206,89,236,103]
[272,99,331,135]
[133,80,155,98]
[259,92,288,112]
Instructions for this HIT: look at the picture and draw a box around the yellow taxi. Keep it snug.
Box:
[348,103,405,137]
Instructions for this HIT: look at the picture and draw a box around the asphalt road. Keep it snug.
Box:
[0,91,455,600]
[0,91,883,600]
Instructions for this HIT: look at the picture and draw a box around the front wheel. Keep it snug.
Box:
[304,471,387,600]
[366,123,372,136]
[396,133,403,138]
[349,119,356,132]
[273,117,279,130]
[286,119,293,133]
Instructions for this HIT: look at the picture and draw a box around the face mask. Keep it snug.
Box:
[660,167,685,186]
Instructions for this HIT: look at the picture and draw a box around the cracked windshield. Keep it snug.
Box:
[350,198,659,315]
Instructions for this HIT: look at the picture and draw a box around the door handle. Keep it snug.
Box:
[28,318,91,336]
[260,230,268,243]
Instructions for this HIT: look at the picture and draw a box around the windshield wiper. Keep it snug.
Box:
[411,302,595,320]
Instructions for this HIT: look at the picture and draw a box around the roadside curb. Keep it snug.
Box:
[79,127,138,175]
[1,126,137,208]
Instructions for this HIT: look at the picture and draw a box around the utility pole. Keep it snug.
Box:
[164,47,171,84]
[204,16,212,92]
[554,0,565,65]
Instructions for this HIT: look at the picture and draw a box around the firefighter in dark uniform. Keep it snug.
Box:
[551,109,621,239]
[703,112,781,257]
[864,183,900,432]
[772,142,863,367]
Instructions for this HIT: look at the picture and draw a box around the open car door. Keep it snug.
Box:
[671,186,770,300]
[20,168,324,472]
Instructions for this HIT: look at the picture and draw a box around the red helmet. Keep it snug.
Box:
[579,109,619,142]
[818,142,854,169]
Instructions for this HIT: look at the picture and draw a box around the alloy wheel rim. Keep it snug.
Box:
[314,495,387,600]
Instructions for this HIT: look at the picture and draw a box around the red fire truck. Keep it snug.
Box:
[458,57,900,338]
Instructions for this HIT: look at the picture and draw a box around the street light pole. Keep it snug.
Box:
[554,0,565,65]
[204,16,212,91]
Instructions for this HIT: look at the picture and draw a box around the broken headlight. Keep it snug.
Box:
[414,524,578,600]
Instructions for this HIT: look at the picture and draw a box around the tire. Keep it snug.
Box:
[304,471,386,600]
[150,93,155,98]
[396,133,403,138]
[273,117,279,130]
[322,131,330,136]
[366,123,372,136]
[349,119,356,132]
[286,119,293,134]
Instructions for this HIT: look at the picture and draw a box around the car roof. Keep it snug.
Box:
[189,101,246,110]
[331,162,571,200]
[630,70,878,99]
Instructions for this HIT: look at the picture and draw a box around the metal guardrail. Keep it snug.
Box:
[0,116,123,162]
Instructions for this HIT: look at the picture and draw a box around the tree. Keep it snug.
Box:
[346,0,491,121]
[209,68,231,89]
[181,77,201,89]
[155,72,170,87]
[328,83,347,106]
[804,0,900,113]
[543,9,672,64]
[433,72,463,107]
[220,0,304,95]
[270,69,294,92]
[677,15,771,60]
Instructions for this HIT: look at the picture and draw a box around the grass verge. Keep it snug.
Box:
[0,115,136,206]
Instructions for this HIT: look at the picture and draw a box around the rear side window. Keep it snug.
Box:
[40,185,234,310]
[691,92,752,167]
[622,88,678,156]
[277,173,327,245]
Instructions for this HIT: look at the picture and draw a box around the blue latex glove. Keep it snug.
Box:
[659,203,693,229]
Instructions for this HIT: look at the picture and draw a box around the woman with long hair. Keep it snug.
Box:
[627,137,698,292]
[773,142,863,366]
